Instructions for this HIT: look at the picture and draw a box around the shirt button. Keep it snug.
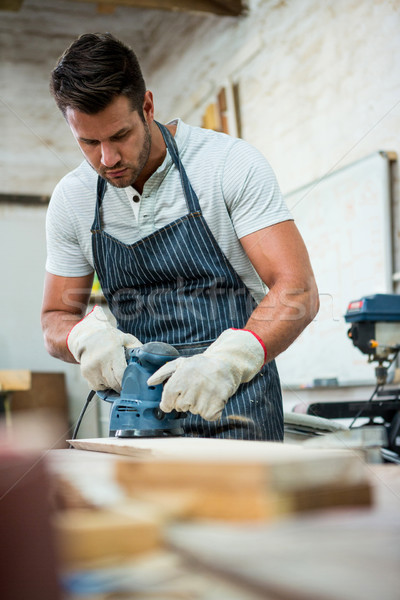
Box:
[132,195,140,203]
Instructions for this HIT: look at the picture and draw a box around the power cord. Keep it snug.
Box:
[348,382,383,429]
[349,349,399,429]
[69,389,96,448]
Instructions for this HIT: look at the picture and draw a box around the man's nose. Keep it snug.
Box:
[100,142,121,167]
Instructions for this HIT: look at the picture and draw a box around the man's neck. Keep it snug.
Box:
[133,120,177,194]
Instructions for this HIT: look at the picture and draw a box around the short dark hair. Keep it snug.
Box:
[50,33,146,117]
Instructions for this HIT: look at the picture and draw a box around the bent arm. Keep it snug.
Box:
[41,271,94,362]
[240,220,319,361]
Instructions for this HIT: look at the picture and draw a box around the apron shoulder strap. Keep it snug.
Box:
[91,176,107,232]
[155,121,201,214]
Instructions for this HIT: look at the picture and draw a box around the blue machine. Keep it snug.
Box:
[345,294,400,362]
[305,294,400,460]
[97,341,187,438]
[345,293,400,323]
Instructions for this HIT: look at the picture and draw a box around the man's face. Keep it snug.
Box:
[66,94,152,188]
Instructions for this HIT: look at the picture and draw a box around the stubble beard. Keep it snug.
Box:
[98,122,152,189]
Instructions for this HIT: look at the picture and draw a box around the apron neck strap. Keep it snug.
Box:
[155,121,201,214]
[92,175,107,231]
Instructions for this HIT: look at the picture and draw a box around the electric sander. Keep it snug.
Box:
[97,341,187,438]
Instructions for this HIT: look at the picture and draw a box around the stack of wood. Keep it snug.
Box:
[50,437,373,568]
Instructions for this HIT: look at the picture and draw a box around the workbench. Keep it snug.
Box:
[47,446,400,600]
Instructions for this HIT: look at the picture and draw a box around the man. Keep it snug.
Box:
[41,33,319,440]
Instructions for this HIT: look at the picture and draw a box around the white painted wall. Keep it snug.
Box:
[148,0,400,196]
[1,0,399,429]
[0,202,99,437]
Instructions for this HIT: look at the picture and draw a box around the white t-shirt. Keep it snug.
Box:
[46,119,292,303]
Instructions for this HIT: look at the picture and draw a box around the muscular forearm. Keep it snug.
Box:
[41,272,94,362]
[42,310,81,363]
[239,221,319,360]
[245,277,319,362]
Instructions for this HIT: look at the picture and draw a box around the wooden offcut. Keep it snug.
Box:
[96,2,115,13]
[0,0,24,11]
[0,370,31,392]
[54,506,161,566]
[69,0,245,17]
[116,460,277,520]
[10,372,67,413]
[69,437,372,520]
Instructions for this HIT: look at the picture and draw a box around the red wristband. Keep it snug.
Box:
[230,328,267,365]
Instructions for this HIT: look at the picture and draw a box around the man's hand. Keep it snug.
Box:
[67,306,142,392]
[147,329,266,421]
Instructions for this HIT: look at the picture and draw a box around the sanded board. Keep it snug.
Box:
[69,437,368,491]
[69,438,372,521]
[116,462,371,521]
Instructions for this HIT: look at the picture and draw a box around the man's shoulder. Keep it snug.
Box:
[176,119,236,148]
[53,160,97,200]
[175,120,268,180]
[175,120,243,170]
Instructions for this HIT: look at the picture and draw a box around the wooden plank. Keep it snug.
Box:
[232,81,242,138]
[202,102,221,131]
[0,370,31,391]
[115,457,371,521]
[53,505,162,567]
[46,453,400,598]
[68,0,245,16]
[217,87,229,134]
[96,2,115,13]
[68,438,368,489]
[0,0,24,11]
[116,460,277,520]
[10,372,69,448]
[11,372,67,412]
[132,487,276,521]
[0,192,49,205]
[167,507,400,600]
[69,438,372,520]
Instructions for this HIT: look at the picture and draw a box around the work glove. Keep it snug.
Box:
[67,306,142,392]
[147,329,267,421]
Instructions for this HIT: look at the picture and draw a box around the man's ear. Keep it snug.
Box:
[142,90,154,124]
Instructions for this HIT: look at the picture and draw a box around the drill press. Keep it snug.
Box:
[306,294,400,459]
[345,294,400,385]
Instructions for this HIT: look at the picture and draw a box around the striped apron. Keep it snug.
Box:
[91,122,283,440]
